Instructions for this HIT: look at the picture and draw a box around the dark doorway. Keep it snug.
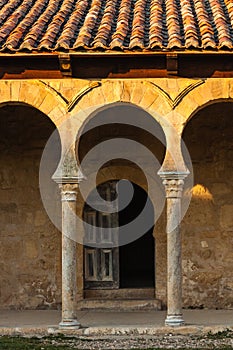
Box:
[83,180,155,290]
[119,183,155,288]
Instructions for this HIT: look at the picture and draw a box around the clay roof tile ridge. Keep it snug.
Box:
[4,0,50,50]
[20,0,62,51]
[180,0,200,48]
[213,0,233,48]
[73,0,105,49]
[0,0,22,28]
[0,0,34,48]
[93,0,119,49]
[110,0,135,50]
[39,0,76,50]
[165,0,183,48]
[55,0,91,50]
[129,0,147,49]
[193,0,216,49]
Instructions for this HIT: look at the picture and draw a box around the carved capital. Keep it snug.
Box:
[59,183,78,202]
[163,179,184,198]
[52,160,86,185]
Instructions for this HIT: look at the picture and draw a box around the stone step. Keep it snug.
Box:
[84,288,155,300]
[77,299,162,311]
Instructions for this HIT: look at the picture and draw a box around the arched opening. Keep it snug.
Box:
[182,102,233,309]
[0,103,61,309]
[77,103,166,302]
[77,103,165,167]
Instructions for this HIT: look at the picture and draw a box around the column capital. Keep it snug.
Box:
[52,146,86,185]
[59,183,78,202]
[52,168,86,185]
[162,178,184,198]
[158,172,189,199]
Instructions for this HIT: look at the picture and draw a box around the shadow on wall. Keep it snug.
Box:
[181,102,233,309]
[0,103,62,310]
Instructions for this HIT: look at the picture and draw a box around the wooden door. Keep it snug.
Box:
[84,181,119,289]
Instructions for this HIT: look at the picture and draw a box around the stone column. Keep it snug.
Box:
[162,177,185,326]
[59,183,80,328]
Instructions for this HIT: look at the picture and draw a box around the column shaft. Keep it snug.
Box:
[60,184,80,328]
[164,179,185,326]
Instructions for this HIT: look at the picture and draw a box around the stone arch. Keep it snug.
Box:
[75,101,167,170]
[75,102,168,304]
[80,167,156,237]
[176,79,233,133]
[0,80,67,128]
[170,80,233,178]
[77,165,163,301]
[95,165,149,191]
[76,103,167,238]
[78,164,159,219]
[75,101,167,227]
[70,80,172,137]
[184,98,233,128]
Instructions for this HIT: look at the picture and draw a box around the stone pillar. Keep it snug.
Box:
[59,183,80,328]
[162,177,185,326]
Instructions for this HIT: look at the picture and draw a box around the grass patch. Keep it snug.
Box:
[0,335,232,350]
[0,336,70,350]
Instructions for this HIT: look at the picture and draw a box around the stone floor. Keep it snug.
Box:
[0,309,233,336]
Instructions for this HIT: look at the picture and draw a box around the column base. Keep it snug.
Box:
[59,319,80,329]
[165,314,185,327]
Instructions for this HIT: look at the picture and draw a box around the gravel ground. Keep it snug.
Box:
[41,332,233,349]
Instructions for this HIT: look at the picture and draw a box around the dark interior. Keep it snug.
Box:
[119,182,155,288]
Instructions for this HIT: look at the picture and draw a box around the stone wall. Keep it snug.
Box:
[0,105,61,309]
[182,102,233,309]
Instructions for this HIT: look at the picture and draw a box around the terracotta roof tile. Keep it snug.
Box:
[0,0,232,52]
[149,0,164,49]
[93,0,119,48]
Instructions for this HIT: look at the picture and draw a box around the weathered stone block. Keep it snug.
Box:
[25,240,38,259]
[220,205,233,230]
[0,81,11,101]
[130,82,144,105]
[211,183,230,195]
[34,211,46,226]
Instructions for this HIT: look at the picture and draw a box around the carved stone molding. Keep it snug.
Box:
[52,148,86,185]
[148,80,205,109]
[39,80,101,112]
